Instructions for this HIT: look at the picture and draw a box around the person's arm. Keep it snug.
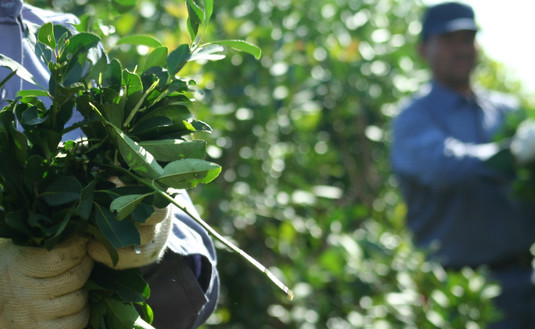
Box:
[141,192,219,329]
[391,105,502,188]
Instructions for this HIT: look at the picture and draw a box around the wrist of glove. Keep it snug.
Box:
[88,205,173,269]
[0,237,93,329]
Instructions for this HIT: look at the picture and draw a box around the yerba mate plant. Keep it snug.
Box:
[0,1,290,328]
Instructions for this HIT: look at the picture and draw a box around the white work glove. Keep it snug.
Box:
[0,237,94,329]
[88,205,173,269]
[511,119,535,165]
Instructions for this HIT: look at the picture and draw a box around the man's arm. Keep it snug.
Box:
[391,105,502,188]
[141,192,219,329]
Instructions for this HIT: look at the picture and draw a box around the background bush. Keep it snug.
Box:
[29,0,529,328]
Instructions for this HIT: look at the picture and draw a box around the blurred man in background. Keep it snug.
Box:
[391,2,535,328]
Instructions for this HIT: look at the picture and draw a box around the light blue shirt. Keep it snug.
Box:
[391,81,535,268]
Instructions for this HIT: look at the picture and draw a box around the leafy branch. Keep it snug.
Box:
[0,2,291,327]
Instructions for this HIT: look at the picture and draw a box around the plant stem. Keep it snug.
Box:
[155,187,294,300]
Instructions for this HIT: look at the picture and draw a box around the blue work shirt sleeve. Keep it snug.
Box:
[391,104,501,189]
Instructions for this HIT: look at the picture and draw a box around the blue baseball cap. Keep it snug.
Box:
[421,2,478,41]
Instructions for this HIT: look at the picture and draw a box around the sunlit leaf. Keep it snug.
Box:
[64,32,101,56]
[139,139,206,161]
[37,22,55,49]
[114,0,137,6]
[0,54,42,87]
[143,46,168,71]
[16,89,49,98]
[205,0,213,23]
[107,124,164,178]
[155,159,221,189]
[190,44,225,62]
[123,70,143,96]
[116,35,163,48]
[110,193,152,220]
[186,0,203,41]
[103,298,140,328]
[204,40,262,59]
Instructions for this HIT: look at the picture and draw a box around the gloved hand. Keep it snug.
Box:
[88,205,173,269]
[0,237,94,329]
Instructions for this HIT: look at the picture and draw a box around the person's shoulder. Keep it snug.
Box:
[22,3,79,27]
[395,84,433,118]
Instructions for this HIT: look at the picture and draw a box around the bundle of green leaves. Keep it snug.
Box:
[0,1,264,327]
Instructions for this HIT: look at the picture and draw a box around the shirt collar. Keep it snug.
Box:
[423,80,482,114]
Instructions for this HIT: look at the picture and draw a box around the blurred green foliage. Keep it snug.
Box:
[28,0,525,328]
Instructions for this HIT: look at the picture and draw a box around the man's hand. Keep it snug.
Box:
[0,237,94,329]
[88,206,173,269]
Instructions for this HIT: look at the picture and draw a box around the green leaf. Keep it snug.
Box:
[0,54,42,87]
[84,52,109,84]
[53,24,73,47]
[131,104,194,138]
[88,300,108,329]
[123,70,143,96]
[136,304,154,328]
[12,130,29,164]
[103,58,123,92]
[107,124,164,178]
[91,265,150,303]
[116,35,163,48]
[154,159,221,189]
[190,44,225,62]
[186,0,203,41]
[0,69,18,91]
[104,298,140,329]
[5,211,32,235]
[44,206,75,249]
[143,46,168,72]
[134,317,157,329]
[191,119,212,133]
[114,0,137,6]
[27,210,58,237]
[87,224,119,266]
[37,22,55,49]
[110,194,152,220]
[22,155,47,191]
[141,66,170,89]
[42,176,82,206]
[76,180,96,220]
[205,0,214,24]
[137,104,192,127]
[26,128,62,160]
[94,203,140,249]
[167,44,191,76]
[204,40,262,59]
[63,62,84,86]
[102,102,125,129]
[139,139,206,161]
[16,89,49,98]
[64,32,101,56]
[19,106,47,125]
